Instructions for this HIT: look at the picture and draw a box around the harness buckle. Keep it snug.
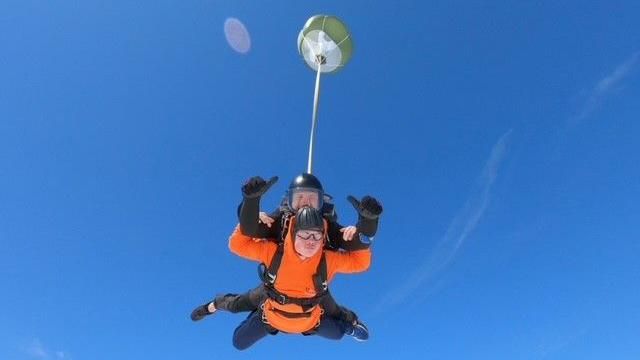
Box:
[281,213,292,241]
[266,272,276,284]
[277,293,288,305]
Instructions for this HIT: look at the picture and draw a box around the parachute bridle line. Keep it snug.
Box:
[302,21,326,175]
[307,62,322,174]
[302,16,350,175]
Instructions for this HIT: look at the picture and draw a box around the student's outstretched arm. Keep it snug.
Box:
[325,248,372,279]
[228,225,277,265]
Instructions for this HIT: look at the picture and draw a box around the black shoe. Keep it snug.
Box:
[190,302,216,321]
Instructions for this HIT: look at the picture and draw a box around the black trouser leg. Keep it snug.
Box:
[232,311,270,350]
[320,292,358,324]
[215,284,268,313]
[314,315,348,340]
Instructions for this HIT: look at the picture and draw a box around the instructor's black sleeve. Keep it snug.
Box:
[238,198,277,238]
[326,220,371,251]
[356,216,379,237]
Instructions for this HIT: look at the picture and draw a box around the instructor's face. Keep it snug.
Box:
[290,191,320,210]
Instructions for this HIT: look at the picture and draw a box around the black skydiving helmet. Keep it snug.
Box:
[287,173,324,211]
[294,206,325,232]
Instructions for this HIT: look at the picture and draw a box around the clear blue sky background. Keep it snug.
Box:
[2,1,639,359]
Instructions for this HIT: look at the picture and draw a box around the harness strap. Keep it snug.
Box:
[259,212,291,284]
[313,254,328,292]
[264,285,327,308]
[279,211,293,244]
[264,243,284,284]
[270,308,314,319]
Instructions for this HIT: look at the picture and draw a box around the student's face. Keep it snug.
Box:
[294,230,323,258]
[290,190,320,210]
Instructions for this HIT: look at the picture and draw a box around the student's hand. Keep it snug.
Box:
[347,195,383,219]
[339,226,357,241]
[258,212,275,228]
[241,176,278,199]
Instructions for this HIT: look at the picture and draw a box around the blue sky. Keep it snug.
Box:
[2,1,640,359]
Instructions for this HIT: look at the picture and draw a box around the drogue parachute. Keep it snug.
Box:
[297,15,353,74]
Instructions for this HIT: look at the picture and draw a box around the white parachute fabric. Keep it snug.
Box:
[297,15,353,74]
[299,30,342,73]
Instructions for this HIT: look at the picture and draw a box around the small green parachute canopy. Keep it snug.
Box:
[297,15,353,73]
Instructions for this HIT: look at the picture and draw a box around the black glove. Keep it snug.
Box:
[241,176,278,199]
[347,195,383,219]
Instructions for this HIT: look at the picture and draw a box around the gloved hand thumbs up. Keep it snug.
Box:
[348,195,383,219]
[242,176,278,199]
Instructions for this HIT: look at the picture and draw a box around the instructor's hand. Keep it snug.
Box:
[347,195,383,219]
[241,176,278,199]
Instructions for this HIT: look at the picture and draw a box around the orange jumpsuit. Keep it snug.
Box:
[228,220,371,333]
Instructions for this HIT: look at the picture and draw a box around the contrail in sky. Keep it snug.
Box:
[376,130,512,309]
[573,51,640,123]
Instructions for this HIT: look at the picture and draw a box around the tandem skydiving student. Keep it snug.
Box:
[191,206,376,350]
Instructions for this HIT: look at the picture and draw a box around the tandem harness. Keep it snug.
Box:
[257,211,329,306]
[257,239,328,334]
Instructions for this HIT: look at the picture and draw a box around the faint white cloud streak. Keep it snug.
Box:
[25,339,67,360]
[26,339,48,359]
[376,130,512,309]
[538,326,589,359]
[573,51,640,123]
